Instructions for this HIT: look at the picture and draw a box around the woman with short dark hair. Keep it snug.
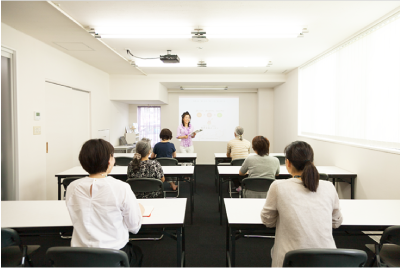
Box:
[177,111,196,153]
[128,138,166,197]
[151,128,178,191]
[260,141,343,267]
[66,139,144,267]
[238,136,280,197]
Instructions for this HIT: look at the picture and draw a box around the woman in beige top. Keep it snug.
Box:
[260,141,343,267]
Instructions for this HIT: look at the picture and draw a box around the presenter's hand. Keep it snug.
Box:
[183,135,188,139]
[191,133,196,138]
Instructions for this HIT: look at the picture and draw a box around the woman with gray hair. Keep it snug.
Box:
[227,126,251,192]
[127,138,166,198]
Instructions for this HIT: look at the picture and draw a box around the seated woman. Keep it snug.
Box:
[227,126,251,191]
[239,136,280,198]
[66,139,144,267]
[151,128,178,191]
[260,141,343,267]
[128,138,166,198]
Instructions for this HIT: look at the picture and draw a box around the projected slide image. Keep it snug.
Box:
[179,97,239,142]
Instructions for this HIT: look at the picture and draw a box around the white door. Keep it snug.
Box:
[45,82,90,200]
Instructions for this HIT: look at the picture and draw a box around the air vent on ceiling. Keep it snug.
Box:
[54,42,94,51]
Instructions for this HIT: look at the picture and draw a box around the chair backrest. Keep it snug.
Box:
[46,247,129,267]
[155,157,178,166]
[380,225,400,246]
[274,155,286,165]
[1,228,20,248]
[319,173,329,181]
[119,136,128,146]
[242,178,275,192]
[115,157,133,166]
[230,158,245,166]
[283,248,368,267]
[62,177,82,190]
[126,178,164,194]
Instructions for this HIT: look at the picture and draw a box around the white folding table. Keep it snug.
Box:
[217,165,357,225]
[55,165,195,224]
[2,198,187,267]
[224,198,400,267]
[114,145,135,153]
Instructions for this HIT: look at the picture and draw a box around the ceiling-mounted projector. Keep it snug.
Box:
[160,50,180,63]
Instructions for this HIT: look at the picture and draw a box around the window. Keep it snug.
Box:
[137,106,161,147]
[299,11,400,152]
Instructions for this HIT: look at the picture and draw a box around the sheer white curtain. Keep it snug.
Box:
[137,106,161,147]
[299,11,400,152]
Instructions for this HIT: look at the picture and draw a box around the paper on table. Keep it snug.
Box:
[141,205,154,217]
[189,129,203,136]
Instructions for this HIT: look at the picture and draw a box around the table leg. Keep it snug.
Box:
[190,176,193,224]
[182,226,186,267]
[231,227,236,267]
[351,177,355,199]
[193,159,197,193]
[58,177,62,200]
[219,177,223,225]
[226,223,231,267]
[177,227,183,267]
[215,159,218,192]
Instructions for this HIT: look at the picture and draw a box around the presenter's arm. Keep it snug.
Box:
[178,135,188,139]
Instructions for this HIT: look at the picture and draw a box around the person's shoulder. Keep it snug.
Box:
[106,176,127,186]
[319,179,336,191]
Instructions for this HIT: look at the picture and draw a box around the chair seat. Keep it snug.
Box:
[366,244,400,267]
[1,245,40,267]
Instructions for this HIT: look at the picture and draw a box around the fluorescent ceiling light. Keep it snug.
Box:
[180,87,228,90]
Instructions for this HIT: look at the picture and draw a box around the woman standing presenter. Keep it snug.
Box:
[177,111,196,153]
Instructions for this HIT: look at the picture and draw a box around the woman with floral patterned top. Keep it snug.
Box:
[176,111,196,153]
[127,138,165,198]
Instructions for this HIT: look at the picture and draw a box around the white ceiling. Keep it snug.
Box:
[2,1,400,76]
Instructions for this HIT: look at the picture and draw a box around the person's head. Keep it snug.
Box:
[160,128,173,141]
[131,138,152,172]
[79,139,115,175]
[181,111,191,126]
[252,136,270,156]
[234,126,244,141]
[284,141,319,192]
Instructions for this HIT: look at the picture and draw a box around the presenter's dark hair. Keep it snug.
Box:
[160,128,173,140]
[284,141,319,192]
[79,139,114,175]
[181,111,191,126]
[252,136,270,156]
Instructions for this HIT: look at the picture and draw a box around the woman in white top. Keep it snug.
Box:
[260,141,343,267]
[66,139,144,267]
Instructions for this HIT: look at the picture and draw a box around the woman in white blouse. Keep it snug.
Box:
[66,139,144,267]
[260,141,343,267]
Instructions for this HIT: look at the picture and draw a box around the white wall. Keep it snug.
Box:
[257,88,274,153]
[2,23,129,200]
[130,91,268,164]
[274,68,400,199]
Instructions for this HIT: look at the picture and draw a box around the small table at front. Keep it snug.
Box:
[217,165,357,225]
[1,198,187,267]
[114,153,198,192]
[114,145,135,153]
[225,198,400,267]
[55,165,195,224]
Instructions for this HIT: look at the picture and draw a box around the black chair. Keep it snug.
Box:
[46,247,129,267]
[126,178,165,241]
[275,155,286,165]
[155,157,180,197]
[319,173,329,181]
[1,228,40,267]
[366,225,400,267]
[62,177,82,199]
[241,177,275,198]
[229,158,246,197]
[282,248,368,267]
[126,178,165,198]
[115,156,133,166]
